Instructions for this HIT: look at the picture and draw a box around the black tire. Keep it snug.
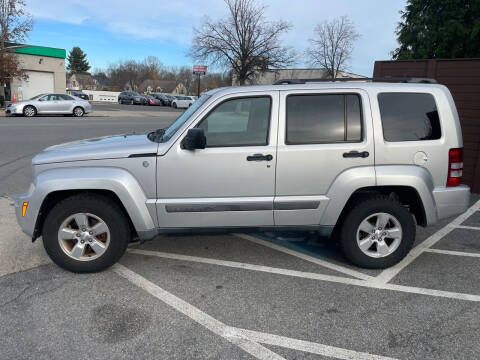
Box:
[23,105,36,117]
[73,106,84,117]
[173,102,177,109]
[339,196,416,269]
[42,194,131,273]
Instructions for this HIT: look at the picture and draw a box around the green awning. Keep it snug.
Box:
[13,46,66,59]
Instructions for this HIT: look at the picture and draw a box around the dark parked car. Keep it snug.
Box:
[118,91,147,105]
[153,93,171,106]
[67,89,89,101]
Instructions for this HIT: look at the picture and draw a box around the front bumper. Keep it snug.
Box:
[433,184,471,221]
[5,106,23,116]
[13,183,38,239]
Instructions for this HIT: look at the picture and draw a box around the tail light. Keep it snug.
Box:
[88,101,92,104]
[447,148,463,187]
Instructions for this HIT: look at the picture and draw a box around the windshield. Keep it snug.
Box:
[160,93,211,142]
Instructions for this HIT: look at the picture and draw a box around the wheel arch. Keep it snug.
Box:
[335,186,427,230]
[30,167,157,242]
[322,165,437,228]
[34,189,137,241]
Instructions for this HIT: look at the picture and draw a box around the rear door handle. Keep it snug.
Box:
[343,151,369,158]
[247,154,273,161]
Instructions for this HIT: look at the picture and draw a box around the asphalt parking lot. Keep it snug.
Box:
[0,111,479,359]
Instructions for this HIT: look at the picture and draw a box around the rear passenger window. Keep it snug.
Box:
[378,93,441,141]
[286,94,362,144]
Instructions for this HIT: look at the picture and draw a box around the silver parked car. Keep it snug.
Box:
[6,93,92,117]
[14,78,470,273]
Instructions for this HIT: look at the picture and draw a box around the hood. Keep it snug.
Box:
[33,134,159,165]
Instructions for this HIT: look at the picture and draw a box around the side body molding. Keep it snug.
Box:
[32,167,156,239]
[320,166,376,226]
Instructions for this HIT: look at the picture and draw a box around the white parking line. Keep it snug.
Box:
[234,233,373,281]
[456,225,480,231]
[424,248,480,258]
[113,263,397,360]
[232,328,398,360]
[373,200,480,285]
[112,264,286,360]
[127,249,480,302]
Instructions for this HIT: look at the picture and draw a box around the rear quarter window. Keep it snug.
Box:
[378,92,441,141]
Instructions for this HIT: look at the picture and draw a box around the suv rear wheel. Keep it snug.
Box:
[42,194,130,273]
[339,196,415,269]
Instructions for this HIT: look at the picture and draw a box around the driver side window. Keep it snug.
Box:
[197,96,271,147]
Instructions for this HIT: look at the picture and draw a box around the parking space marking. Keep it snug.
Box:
[127,249,480,302]
[113,264,286,360]
[234,233,373,281]
[232,328,398,360]
[113,263,397,360]
[456,225,480,231]
[424,248,480,258]
[373,200,480,285]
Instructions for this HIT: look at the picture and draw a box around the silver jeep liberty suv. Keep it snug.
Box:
[14,78,470,273]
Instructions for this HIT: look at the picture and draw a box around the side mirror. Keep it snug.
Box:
[181,128,206,150]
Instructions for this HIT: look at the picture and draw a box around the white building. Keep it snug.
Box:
[2,43,66,102]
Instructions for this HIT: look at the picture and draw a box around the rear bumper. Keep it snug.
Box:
[432,185,471,221]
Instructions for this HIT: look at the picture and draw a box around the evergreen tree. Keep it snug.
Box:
[67,46,91,73]
[392,0,480,60]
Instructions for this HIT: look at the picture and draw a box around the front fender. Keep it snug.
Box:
[20,167,156,240]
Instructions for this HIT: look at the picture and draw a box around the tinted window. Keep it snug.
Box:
[286,94,362,144]
[59,94,74,100]
[378,93,441,141]
[198,97,271,147]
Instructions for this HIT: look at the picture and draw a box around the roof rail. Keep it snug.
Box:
[273,77,437,85]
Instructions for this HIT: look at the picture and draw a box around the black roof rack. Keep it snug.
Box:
[273,77,437,85]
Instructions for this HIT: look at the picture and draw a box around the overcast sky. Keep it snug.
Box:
[25,0,407,76]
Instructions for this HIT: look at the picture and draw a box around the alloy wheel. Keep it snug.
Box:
[57,212,111,261]
[24,106,35,117]
[74,107,84,117]
[356,212,403,258]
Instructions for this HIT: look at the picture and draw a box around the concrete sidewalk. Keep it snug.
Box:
[0,197,50,277]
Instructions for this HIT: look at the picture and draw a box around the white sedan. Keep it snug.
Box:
[6,93,93,117]
[171,95,195,109]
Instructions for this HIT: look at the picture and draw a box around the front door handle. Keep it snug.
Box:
[247,154,273,161]
[343,151,369,158]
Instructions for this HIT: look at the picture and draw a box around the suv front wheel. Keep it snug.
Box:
[42,194,130,273]
[339,196,415,269]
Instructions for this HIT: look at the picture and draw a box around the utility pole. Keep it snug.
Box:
[197,73,201,98]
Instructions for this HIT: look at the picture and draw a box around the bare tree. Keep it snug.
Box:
[190,0,295,85]
[306,16,360,78]
[0,0,33,86]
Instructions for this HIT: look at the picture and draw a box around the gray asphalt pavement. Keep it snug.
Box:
[0,113,479,359]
